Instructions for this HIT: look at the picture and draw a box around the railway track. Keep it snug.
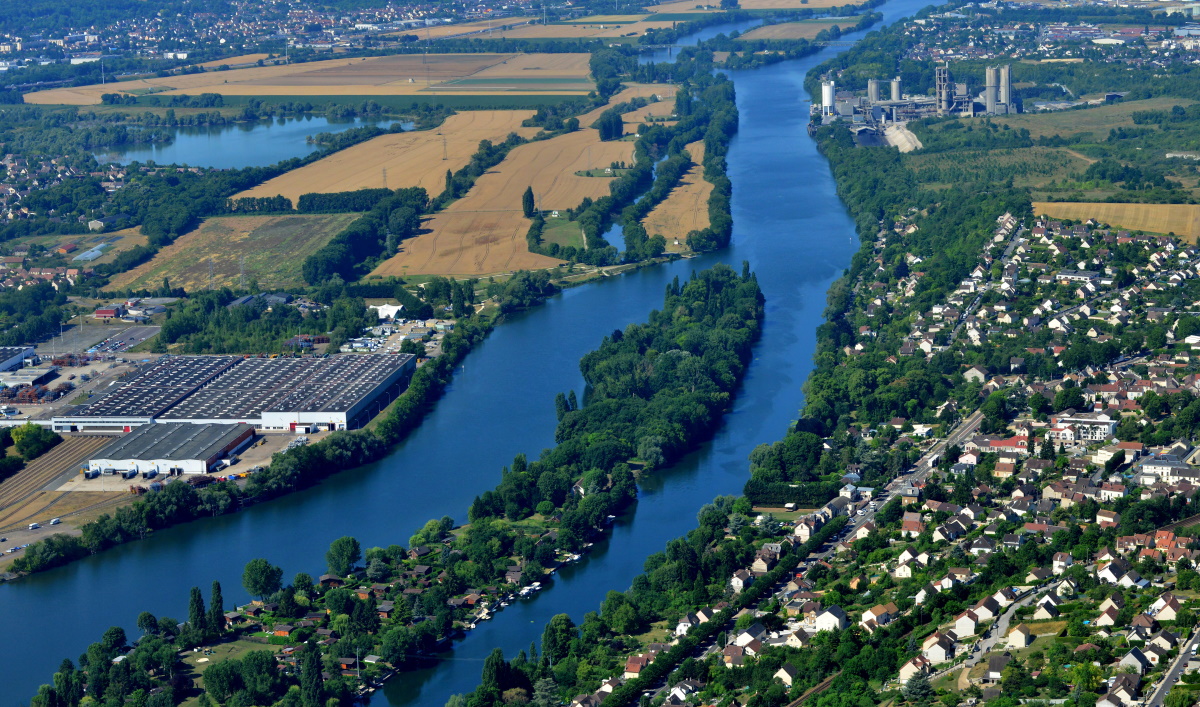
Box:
[0,491,128,534]
[0,436,114,515]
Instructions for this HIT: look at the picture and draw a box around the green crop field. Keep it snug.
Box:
[990,96,1194,138]
[107,213,358,292]
[904,146,1093,189]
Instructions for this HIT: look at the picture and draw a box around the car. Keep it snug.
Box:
[857,510,865,516]
[28,523,40,530]
[49,518,61,525]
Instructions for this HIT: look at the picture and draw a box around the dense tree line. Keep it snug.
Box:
[295,187,394,213]
[301,186,428,285]
[463,264,763,540]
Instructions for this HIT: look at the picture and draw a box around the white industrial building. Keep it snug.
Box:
[88,423,256,475]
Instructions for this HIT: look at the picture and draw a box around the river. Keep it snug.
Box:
[2,1,938,702]
[94,116,399,169]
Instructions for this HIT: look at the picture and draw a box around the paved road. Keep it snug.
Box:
[1147,630,1199,707]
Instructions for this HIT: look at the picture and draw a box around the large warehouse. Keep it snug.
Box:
[88,423,256,475]
[52,353,416,433]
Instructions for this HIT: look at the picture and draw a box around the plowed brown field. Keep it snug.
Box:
[371,127,635,276]
[235,111,538,205]
[643,141,711,250]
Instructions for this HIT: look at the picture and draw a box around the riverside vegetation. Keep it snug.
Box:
[25,263,766,705]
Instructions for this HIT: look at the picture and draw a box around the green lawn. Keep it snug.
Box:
[539,216,586,250]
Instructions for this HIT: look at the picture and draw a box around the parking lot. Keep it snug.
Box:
[35,325,161,357]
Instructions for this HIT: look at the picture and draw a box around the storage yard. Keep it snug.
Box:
[233,111,539,206]
[25,53,594,105]
[52,354,417,432]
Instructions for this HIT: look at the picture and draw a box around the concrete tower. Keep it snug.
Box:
[821,80,835,115]
[890,76,902,101]
[935,66,951,115]
[985,66,999,115]
[999,64,1012,107]
[867,79,881,104]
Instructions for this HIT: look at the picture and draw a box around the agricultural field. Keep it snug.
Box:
[579,83,675,127]
[989,96,1193,138]
[540,215,588,250]
[108,213,359,291]
[25,53,594,105]
[235,111,539,205]
[641,0,722,13]
[433,53,593,92]
[739,19,847,40]
[743,0,861,8]
[642,141,712,251]
[1031,202,1200,242]
[197,53,273,68]
[623,96,677,126]
[371,126,637,276]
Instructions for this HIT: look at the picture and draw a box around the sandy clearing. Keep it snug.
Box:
[235,111,538,205]
[739,20,846,40]
[197,53,273,68]
[643,141,711,250]
[371,127,635,276]
[1031,202,1200,242]
[884,123,923,153]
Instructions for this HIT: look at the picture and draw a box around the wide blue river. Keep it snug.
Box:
[3,0,939,702]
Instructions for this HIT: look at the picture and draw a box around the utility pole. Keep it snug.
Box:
[208,258,214,290]
[239,256,245,289]
[442,134,448,160]
[382,167,388,188]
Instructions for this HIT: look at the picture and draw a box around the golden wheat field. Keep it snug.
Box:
[197,53,273,68]
[235,111,539,206]
[739,20,847,40]
[641,0,722,13]
[577,84,676,127]
[25,53,593,104]
[643,141,711,250]
[1032,202,1200,242]
[371,127,636,276]
[623,97,677,126]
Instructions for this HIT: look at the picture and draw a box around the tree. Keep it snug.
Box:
[531,678,559,707]
[326,536,362,576]
[136,611,159,637]
[522,187,536,218]
[541,614,576,663]
[188,586,207,634]
[242,558,283,601]
[903,672,933,701]
[300,643,324,707]
[207,581,225,636]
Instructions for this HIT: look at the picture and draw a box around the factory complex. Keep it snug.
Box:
[52,353,417,433]
[87,422,256,476]
[816,63,1016,129]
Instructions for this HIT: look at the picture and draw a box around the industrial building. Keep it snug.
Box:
[87,422,256,475]
[816,64,1016,132]
[0,346,37,372]
[51,353,417,433]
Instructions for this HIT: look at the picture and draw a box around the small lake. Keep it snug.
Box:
[94,116,398,169]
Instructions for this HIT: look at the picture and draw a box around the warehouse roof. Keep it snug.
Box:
[91,422,253,461]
